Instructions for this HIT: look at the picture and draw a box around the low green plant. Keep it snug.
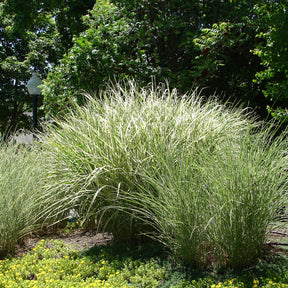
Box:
[1,239,288,287]
[0,141,47,257]
[0,239,167,287]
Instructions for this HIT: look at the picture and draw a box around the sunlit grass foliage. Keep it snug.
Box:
[0,141,46,257]
[129,122,288,269]
[40,81,288,269]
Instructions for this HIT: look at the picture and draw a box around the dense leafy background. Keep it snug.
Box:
[1,0,287,136]
[253,2,288,121]
[0,0,94,138]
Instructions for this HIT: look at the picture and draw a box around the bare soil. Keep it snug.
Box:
[13,226,288,259]
[14,228,113,258]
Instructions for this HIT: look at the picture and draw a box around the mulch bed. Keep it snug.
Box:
[14,228,113,258]
[13,227,288,259]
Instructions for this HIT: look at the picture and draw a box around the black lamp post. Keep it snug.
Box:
[27,72,42,130]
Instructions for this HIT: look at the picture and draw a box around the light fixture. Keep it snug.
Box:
[27,72,42,129]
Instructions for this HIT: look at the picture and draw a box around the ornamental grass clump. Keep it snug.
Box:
[41,81,288,269]
[0,141,46,257]
[40,82,249,238]
[128,122,288,269]
[199,127,288,268]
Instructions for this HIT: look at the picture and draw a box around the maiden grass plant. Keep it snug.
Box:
[41,81,288,269]
[40,82,250,236]
[203,127,288,268]
[0,141,47,257]
[127,123,288,269]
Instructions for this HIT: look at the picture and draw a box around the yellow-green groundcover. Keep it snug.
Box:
[0,239,287,288]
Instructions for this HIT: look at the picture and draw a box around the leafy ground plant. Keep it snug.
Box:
[0,239,167,288]
[1,239,288,287]
[40,81,288,269]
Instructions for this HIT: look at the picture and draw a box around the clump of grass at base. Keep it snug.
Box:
[0,141,47,257]
[129,122,288,269]
[40,81,288,269]
[202,126,288,269]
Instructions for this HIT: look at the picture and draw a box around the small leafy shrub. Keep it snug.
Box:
[0,239,167,287]
[1,239,288,287]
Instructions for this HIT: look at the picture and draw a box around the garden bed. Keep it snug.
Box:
[14,229,113,258]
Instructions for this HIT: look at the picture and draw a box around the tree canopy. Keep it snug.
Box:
[253,2,288,121]
[1,0,288,137]
[0,0,94,138]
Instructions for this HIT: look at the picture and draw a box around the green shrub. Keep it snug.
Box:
[41,0,159,118]
[41,81,288,269]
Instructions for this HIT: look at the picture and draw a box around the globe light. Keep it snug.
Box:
[27,72,42,129]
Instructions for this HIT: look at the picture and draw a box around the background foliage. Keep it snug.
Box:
[0,0,94,139]
[42,0,160,118]
[253,2,288,121]
[1,0,288,135]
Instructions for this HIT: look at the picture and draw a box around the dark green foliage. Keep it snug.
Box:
[109,0,263,94]
[253,2,288,121]
[42,0,160,117]
[2,0,288,127]
[2,0,95,53]
[192,22,269,116]
[41,0,277,120]
[0,0,94,138]
[0,4,56,138]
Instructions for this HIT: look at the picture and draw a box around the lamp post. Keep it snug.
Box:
[27,72,42,130]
